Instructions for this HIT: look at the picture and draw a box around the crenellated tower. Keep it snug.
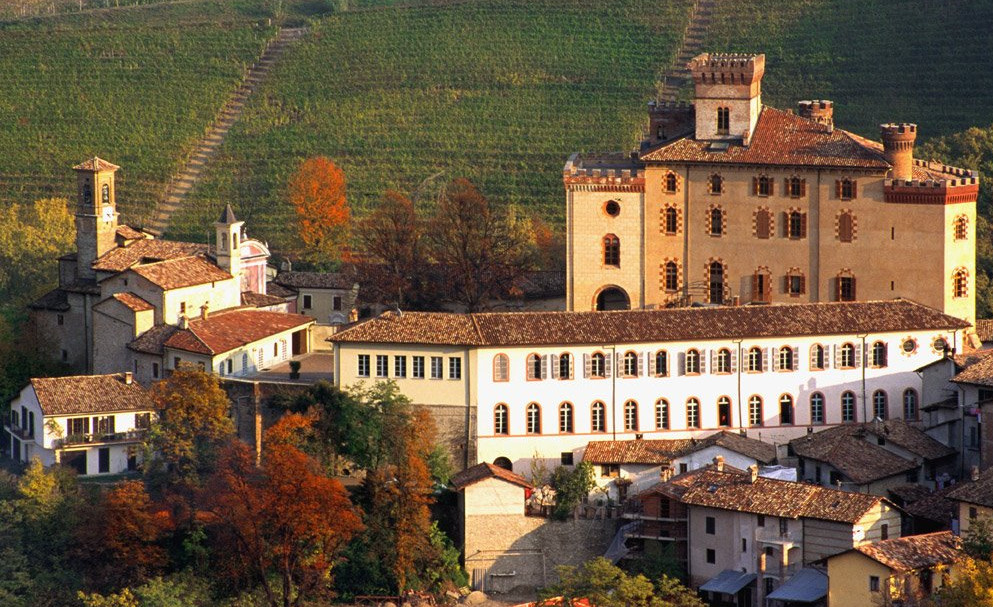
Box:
[688,53,765,144]
[880,123,917,181]
[73,157,120,281]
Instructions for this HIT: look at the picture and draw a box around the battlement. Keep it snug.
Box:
[563,153,645,192]
[883,159,979,204]
[880,123,918,141]
[797,99,834,132]
[648,100,694,114]
[688,53,765,84]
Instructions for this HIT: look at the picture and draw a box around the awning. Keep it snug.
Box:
[699,570,756,595]
[766,568,828,603]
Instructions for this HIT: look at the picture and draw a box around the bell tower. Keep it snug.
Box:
[73,157,120,280]
[214,203,244,279]
[688,53,765,144]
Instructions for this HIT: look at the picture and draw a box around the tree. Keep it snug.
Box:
[930,557,993,606]
[202,419,363,607]
[531,215,566,271]
[287,156,350,266]
[550,461,595,520]
[357,189,425,309]
[144,366,235,487]
[427,178,533,312]
[539,557,704,607]
[0,198,74,304]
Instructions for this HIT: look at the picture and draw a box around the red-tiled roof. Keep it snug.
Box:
[266,282,297,299]
[72,157,120,172]
[331,300,967,347]
[974,319,993,343]
[29,373,153,416]
[450,462,532,490]
[789,427,919,485]
[852,531,961,572]
[952,353,993,387]
[640,107,891,169]
[103,292,154,312]
[163,309,313,356]
[274,271,356,290]
[115,225,148,241]
[128,324,179,355]
[584,431,775,465]
[92,239,208,273]
[946,468,993,509]
[130,257,232,291]
[241,291,288,308]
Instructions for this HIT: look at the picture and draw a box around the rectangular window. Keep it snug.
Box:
[227,359,233,374]
[757,515,765,527]
[375,355,388,378]
[98,447,110,474]
[152,362,160,379]
[705,516,716,535]
[706,549,716,564]
[412,356,425,379]
[561,452,574,466]
[180,302,187,314]
[431,356,443,379]
[302,294,312,309]
[68,417,89,436]
[332,295,342,311]
[679,463,688,474]
[601,464,620,478]
[357,354,370,377]
[838,276,856,302]
[869,576,880,592]
[449,356,462,380]
[779,518,789,536]
[174,357,181,369]
[57,314,64,326]
[394,356,407,378]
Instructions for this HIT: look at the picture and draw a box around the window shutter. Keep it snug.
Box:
[648,351,657,376]
[851,277,857,300]
[855,343,863,368]
[801,179,807,197]
[679,352,686,376]
[699,350,707,374]
[835,180,842,199]
[605,354,613,378]
[584,354,591,378]
[710,349,718,371]
[834,277,841,301]
[637,352,644,377]
[834,344,842,368]
[799,274,807,295]
[730,349,738,373]
[851,180,858,199]
[800,212,808,238]
[793,346,800,370]
[753,176,759,195]
[773,348,781,371]
[550,354,559,379]
[881,344,888,367]
[783,177,789,193]
[570,356,575,379]
[541,354,549,379]
[763,348,770,371]
[769,178,775,196]
[782,212,789,237]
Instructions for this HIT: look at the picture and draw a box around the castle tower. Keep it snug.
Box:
[72,157,120,280]
[797,100,834,132]
[880,123,917,181]
[688,53,765,143]
[214,203,244,279]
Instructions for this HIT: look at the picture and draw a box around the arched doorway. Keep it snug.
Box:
[493,457,513,471]
[594,286,630,311]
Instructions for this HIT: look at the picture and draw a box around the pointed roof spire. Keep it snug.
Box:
[72,157,120,172]
[217,203,238,224]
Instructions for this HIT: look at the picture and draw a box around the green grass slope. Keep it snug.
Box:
[0,1,275,220]
[170,0,692,246]
[702,0,993,141]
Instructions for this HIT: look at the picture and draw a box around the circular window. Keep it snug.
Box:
[605,200,621,217]
[932,336,949,353]
[902,338,918,354]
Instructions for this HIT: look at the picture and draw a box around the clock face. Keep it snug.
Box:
[102,205,114,222]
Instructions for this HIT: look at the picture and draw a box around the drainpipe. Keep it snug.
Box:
[465,346,472,469]
[858,333,868,422]
[734,339,743,433]
[609,344,618,440]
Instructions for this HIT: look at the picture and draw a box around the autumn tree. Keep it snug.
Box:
[202,415,362,607]
[288,156,350,266]
[539,557,704,607]
[530,215,566,271]
[356,189,429,309]
[427,178,533,312]
[0,197,74,304]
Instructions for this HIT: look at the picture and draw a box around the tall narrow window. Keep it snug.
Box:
[664,261,679,292]
[709,173,723,194]
[838,275,857,302]
[873,391,888,420]
[709,261,725,304]
[622,351,638,377]
[953,268,969,298]
[778,346,794,371]
[840,343,856,368]
[752,269,772,303]
[592,401,606,432]
[709,208,724,237]
[664,172,678,193]
[871,342,888,368]
[655,350,669,377]
[591,353,606,378]
[494,404,509,435]
[526,403,541,434]
[749,396,763,426]
[717,396,732,427]
[603,234,620,266]
[756,175,773,197]
[842,391,856,422]
[716,349,732,374]
[787,269,806,297]
[810,344,826,370]
[954,215,969,240]
[717,107,730,135]
[527,353,543,381]
[755,208,771,239]
[903,389,919,420]
[788,176,805,198]
[686,398,700,429]
[559,353,572,379]
[788,211,807,239]
[779,395,794,425]
[493,354,509,381]
[810,393,825,424]
[559,402,574,433]
[656,399,670,430]
[685,349,700,374]
[838,178,856,200]
[624,400,639,431]
[838,211,855,242]
[664,207,678,234]
[747,347,763,372]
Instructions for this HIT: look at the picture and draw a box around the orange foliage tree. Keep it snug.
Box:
[203,415,363,607]
[288,156,350,265]
[357,189,426,309]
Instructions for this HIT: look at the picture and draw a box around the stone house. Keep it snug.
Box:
[271,270,359,326]
[945,465,993,535]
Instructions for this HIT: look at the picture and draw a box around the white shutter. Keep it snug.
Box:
[648,351,657,376]
[834,344,842,368]
[605,353,613,377]
[710,350,718,371]
[730,349,738,373]
[541,354,549,379]
[792,346,800,371]
[569,355,575,379]
[551,354,560,379]
[637,352,645,377]
[584,354,591,378]
[773,347,781,371]
[855,343,863,368]
[763,348,770,372]
[699,350,707,374]
[679,352,686,376]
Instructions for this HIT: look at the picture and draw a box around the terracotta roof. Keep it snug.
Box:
[674,467,887,523]
[101,292,154,312]
[790,427,919,485]
[130,257,232,291]
[331,300,967,347]
[640,107,891,169]
[899,486,957,526]
[946,468,993,508]
[952,353,993,387]
[72,157,120,172]
[163,309,313,356]
[128,324,179,355]
[273,271,356,290]
[975,319,993,343]
[852,532,961,572]
[862,420,956,461]
[115,225,148,241]
[29,288,70,312]
[266,282,297,298]
[92,239,208,273]
[29,373,153,416]
[584,431,775,466]
[241,291,288,308]
[450,462,532,490]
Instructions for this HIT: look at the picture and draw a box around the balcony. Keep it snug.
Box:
[755,528,798,548]
[3,422,34,441]
[54,429,146,448]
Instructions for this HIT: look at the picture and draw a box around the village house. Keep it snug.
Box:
[29,159,315,384]
[329,299,968,475]
[565,53,979,327]
[271,270,359,326]
[946,465,993,535]
[4,373,155,476]
[917,350,988,474]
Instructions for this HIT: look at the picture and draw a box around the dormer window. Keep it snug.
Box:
[717,107,730,135]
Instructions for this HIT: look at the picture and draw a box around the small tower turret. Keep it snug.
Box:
[797,100,834,132]
[72,157,120,280]
[880,123,917,181]
[688,53,765,144]
[214,204,244,279]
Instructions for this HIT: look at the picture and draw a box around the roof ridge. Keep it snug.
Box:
[184,325,216,356]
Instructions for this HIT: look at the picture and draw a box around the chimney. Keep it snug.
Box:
[748,464,759,483]
[200,302,210,321]
[124,372,133,385]
[349,308,359,323]
[714,455,725,472]
[880,123,917,181]
[660,466,674,482]
[797,100,834,132]
[972,466,981,482]
[179,313,189,330]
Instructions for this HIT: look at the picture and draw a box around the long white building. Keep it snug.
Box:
[329,300,969,476]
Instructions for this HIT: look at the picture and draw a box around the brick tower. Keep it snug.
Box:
[688,53,765,143]
[72,157,120,280]
[880,123,917,181]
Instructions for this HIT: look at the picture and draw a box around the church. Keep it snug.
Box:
[29,158,314,384]
[564,53,979,324]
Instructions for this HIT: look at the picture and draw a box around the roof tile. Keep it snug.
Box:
[853,531,961,571]
[584,431,775,465]
[163,309,313,356]
[29,373,153,416]
[92,239,208,273]
[450,462,533,490]
[130,257,232,291]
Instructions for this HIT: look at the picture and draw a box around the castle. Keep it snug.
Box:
[30,158,314,384]
[564,53,979,324]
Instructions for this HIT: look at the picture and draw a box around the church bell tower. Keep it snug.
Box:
[73,157,120,280]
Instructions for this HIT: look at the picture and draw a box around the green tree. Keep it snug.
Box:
[551,461,595,520]
[539,557,704,607]
[931,557,993,606]
[0,198,74,304]
[963,518,993,560]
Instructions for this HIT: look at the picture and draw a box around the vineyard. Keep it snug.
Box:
[0,1,274,221]
[169,0,693,246]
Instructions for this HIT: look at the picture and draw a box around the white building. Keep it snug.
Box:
[5,373,155,476]
[330,299,969,476]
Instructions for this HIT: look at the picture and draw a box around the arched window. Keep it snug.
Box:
[838,211,855,243]
[873,391,888,420]
[559,402,574,433]
[101,183,110,204]
[954,215,969,240]
[655,350,668,377]
[526,353,543,380]
[685,349,701,374]
[558,353,572,379]
[810,393,825,425]
[841,391,856,423]
[903,389,919,420]
[778,346,794,371]
[526,403,541,434]
[709,207,724,237]
[591,401,606,432]
[623,351,638,377]
[840,343,856,368]
[748,396,763,426]
[664,172,678,193]
[716,348,732,374]
[788,176,805,198]
[717,107,730,135]
[709,173,723,194]
[871,341,888,368]
[656,399,670,430]
[717,396,732,427]
[664,261,679,292]
[788,210,806,239]
[953,267,969,298]
[747,347,763,372]
[756,175,773,196]
[493,457,512,471]
[624,400,639,431]
[686,398,700,429]
[779,394,794,425]
[493,354,509,382]
[591,352,606,378]
[755,208,771,239]
[664,207,678,234]
[810,344,826,370]
[709,261,725,304]
[603,235,620,266]
[494,404,509,435]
